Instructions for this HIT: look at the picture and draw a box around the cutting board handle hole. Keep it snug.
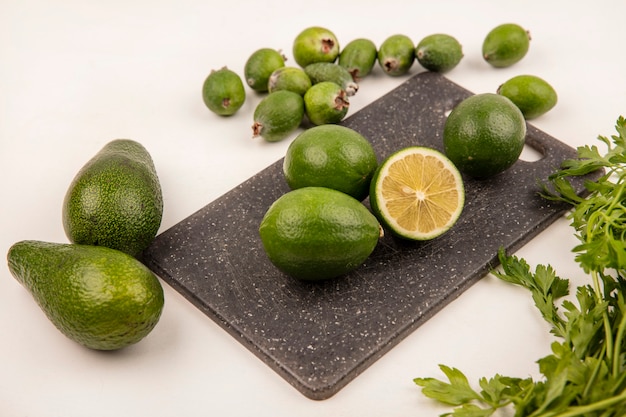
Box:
[519,143,544,162]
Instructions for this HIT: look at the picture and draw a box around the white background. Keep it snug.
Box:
[2,1,626,416]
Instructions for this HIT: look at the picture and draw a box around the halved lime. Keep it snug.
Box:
[369,146,465,240]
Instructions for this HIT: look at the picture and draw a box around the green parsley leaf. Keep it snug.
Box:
[415,117,626,416]
[414,365,481,406]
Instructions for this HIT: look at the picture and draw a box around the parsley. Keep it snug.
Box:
[414,117,626,416]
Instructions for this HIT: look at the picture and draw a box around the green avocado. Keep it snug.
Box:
[7,240,164,350]
[62,139,163,257]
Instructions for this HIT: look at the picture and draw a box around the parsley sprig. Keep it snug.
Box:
[414,117,626,416]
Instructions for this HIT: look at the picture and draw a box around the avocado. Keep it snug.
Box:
[62,139,163,257]
[7,240,164,350]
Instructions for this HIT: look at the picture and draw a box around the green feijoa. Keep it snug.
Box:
[201,67,246,116]
[338,38,377,80]
[292,26,340,67]
[252,90,304,142]
[268,66,312,96]
[304,62,358,96]
[497,74,558,119]
[378,34,415,76]
[482,23,531,68]
[304,81,349,125]
[415,34,463,73]
[244,48,286,92]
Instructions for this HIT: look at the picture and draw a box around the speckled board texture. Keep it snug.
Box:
[140,72,592,400]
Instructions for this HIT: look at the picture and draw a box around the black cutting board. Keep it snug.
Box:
[141,72,591,400]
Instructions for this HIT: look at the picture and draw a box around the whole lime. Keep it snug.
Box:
[259,187,381,281]
[283,125,378,201]
[443,93,526,179]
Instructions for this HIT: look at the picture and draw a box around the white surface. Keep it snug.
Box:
[2,1,625,415]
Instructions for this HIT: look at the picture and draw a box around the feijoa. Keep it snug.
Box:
[482,23,531,68]
[252,90,304,142]
[338,38,377,80]
[244,48,286,92]
[268,67,312,96]
[202,67,246,116]
[497,74,557,119]
[292,26,340,67]
[303,81,349,125]
[415,34,463,73]
[378,34,415,76]
[304,62,358,96]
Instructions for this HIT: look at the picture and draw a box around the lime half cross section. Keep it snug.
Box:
[369,146,465,240]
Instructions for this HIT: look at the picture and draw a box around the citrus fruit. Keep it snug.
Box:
[259,187,381,281]
[415,33,464,73]
[283,125,378,201]
[482,23,531,68]
[369,146,464,240]
[292,26,340,67]
[497,74,558,119]
[201,67,246,116]
[443,93,526,178]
